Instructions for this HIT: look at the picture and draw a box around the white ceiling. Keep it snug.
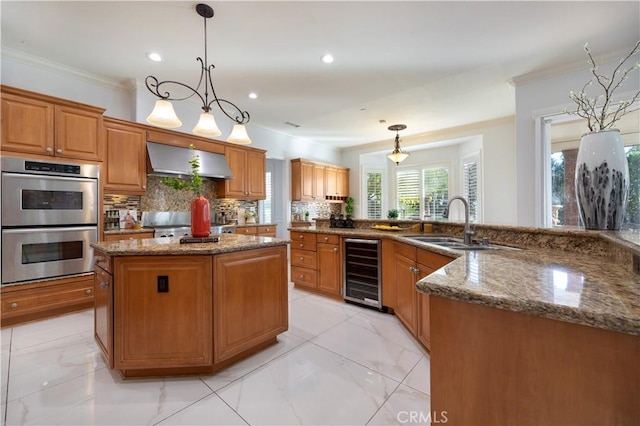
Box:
[2,1,639,149]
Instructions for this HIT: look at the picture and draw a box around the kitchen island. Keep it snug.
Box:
[91,234,289,378]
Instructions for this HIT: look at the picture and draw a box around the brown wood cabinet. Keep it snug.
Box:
[290,231,342,298]
[217,145,266,199]
[1,275,95,326]
[235,225,276,237]
[291,158,349,201]
[317,234,342,296]
[213,246,288,362]
[103,118,147,194]
[390,241,454,350]
[94,260,113,368]
[1,86,104,161]
[113,255,213,371]
[103,232,154,242]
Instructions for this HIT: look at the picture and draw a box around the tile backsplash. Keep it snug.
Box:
[105,176,258,224]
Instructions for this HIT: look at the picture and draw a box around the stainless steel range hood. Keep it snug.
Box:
[146,142,233,180]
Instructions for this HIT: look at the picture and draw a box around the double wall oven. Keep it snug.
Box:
[1,156,99,286]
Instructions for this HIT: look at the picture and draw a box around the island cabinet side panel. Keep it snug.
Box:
[213,246,288,363]
[430,296,640,426]
[113,255,213,370]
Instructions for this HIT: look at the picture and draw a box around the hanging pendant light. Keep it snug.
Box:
[387,124,409,165]
[145,3,252,144]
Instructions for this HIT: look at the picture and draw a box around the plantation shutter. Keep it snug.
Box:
[366,171,383,219]
[423,167,449,219]
[396,169,421,219]
[463,161,478,222]
[261,170,273,223]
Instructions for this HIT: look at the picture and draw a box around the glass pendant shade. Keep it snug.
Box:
[387,151,409,165]
[146,100,182,128]
[193,112,222,138]
[227,124,252,145]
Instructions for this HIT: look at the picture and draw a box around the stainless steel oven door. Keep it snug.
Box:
[2,226,97,285]
[1,173,98,226]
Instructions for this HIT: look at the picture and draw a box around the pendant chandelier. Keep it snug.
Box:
[387,124,409,165]
[145,3,252,145]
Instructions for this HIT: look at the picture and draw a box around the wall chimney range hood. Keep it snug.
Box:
[146,142,233,180]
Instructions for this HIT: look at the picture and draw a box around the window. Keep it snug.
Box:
[259,170,272,223]
[365,170,383,219]
[462,157,480,222]
[396,167,449,219]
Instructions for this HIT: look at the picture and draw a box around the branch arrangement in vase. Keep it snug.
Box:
[160,145,203,195]
[567,40,640,132]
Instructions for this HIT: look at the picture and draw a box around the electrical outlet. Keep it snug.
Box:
[157,275,169,293]
[633,255,640,275]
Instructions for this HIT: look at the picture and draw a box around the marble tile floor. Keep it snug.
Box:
[1,285,431,425]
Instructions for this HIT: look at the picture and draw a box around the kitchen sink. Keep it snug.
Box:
[405,235,519,251]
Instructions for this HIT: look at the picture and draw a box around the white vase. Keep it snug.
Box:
[574,129,629,230]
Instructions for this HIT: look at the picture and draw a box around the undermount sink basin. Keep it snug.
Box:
[405,235,518,251]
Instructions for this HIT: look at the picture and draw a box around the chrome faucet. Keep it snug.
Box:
[442,196,475,245]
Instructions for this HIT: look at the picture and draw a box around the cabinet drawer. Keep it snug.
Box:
[103,232,153,242]
[291,266,317,287]
[238,226,257,235]
[94,252,112,273]
[417,249,454,269]
[1,278,94,319]
[257,226,276,236]
[317,233,339,244]
[293,241,316,251]
[290,231,317,244]
[291,249,317,269]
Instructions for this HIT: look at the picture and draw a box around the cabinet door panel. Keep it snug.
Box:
[247,150,266,199]
[94,267,113,367]
[104,122,146,194]
[325,167,337,197]
[300,162,315,200]
[337,168,349,197]
[313,164,325,200]
[55,105,102,161]
[1,94,53,155]
[223,146,247,197]
[317,243,341,296]
[416,263,436,351]
[114,256,213,369]
[394,253,418,335]
[214,247,288,362]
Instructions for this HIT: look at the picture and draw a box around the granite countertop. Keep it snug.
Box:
[103,227,155,235]
[92,234,289,256]
[289,226,640,336]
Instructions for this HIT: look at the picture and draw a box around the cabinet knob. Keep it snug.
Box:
[85,289,93,295]
[299,274,304,279]
[45,147,53,153]
[300,256,304,261]
[324,236,329,241]
[10,302,18,309]
[100,282,109,289]
[299,243,304,248]
[299,235,304,239]
[56,148,63,154]
[265,228,270,232]
[333,247,338,252]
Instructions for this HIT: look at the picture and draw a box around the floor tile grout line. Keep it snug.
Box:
[364,379,403,426]
[215,390,251,426]
[401,356,431,396]
[151,391,216,426]
[3,328,13,426]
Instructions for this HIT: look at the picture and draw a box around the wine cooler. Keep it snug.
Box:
[343,238,382,309]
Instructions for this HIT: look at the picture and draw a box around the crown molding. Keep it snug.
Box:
[1,46,131,91]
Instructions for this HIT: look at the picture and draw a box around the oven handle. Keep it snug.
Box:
[2,172,97,184]
[1,226,98,234]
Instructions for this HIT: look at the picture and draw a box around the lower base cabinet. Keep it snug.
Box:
[1,275,94,326]
[93,246,288,377]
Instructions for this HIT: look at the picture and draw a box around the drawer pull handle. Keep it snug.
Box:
[324,236,329,241]
[299,235,304,239]
[10,302,18,309]
[333,247,338,252]
[56,148,63,154]
[86,289,92,295]
[299,243,304,248]
[100,282,109,289]
[299,274,304,279]
[300,256,304,261]
[45,147,53,153]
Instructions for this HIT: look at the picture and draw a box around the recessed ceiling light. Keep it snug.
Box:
[321,54,334,64]
[146,52,162,62]
[248,92,258,99]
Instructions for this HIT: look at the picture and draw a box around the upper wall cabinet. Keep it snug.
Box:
[217,145,266,200]
[103,118,147,195]
[291,158,349,202]
[1,86,104,162]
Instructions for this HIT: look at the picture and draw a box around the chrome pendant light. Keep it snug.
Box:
[145,3,252,144]
[387,124,409,165]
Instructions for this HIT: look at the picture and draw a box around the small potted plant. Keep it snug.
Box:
[160,145,210,237]
[387,209,399,219]
[345,196,355,218]
[304,211,310,221]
